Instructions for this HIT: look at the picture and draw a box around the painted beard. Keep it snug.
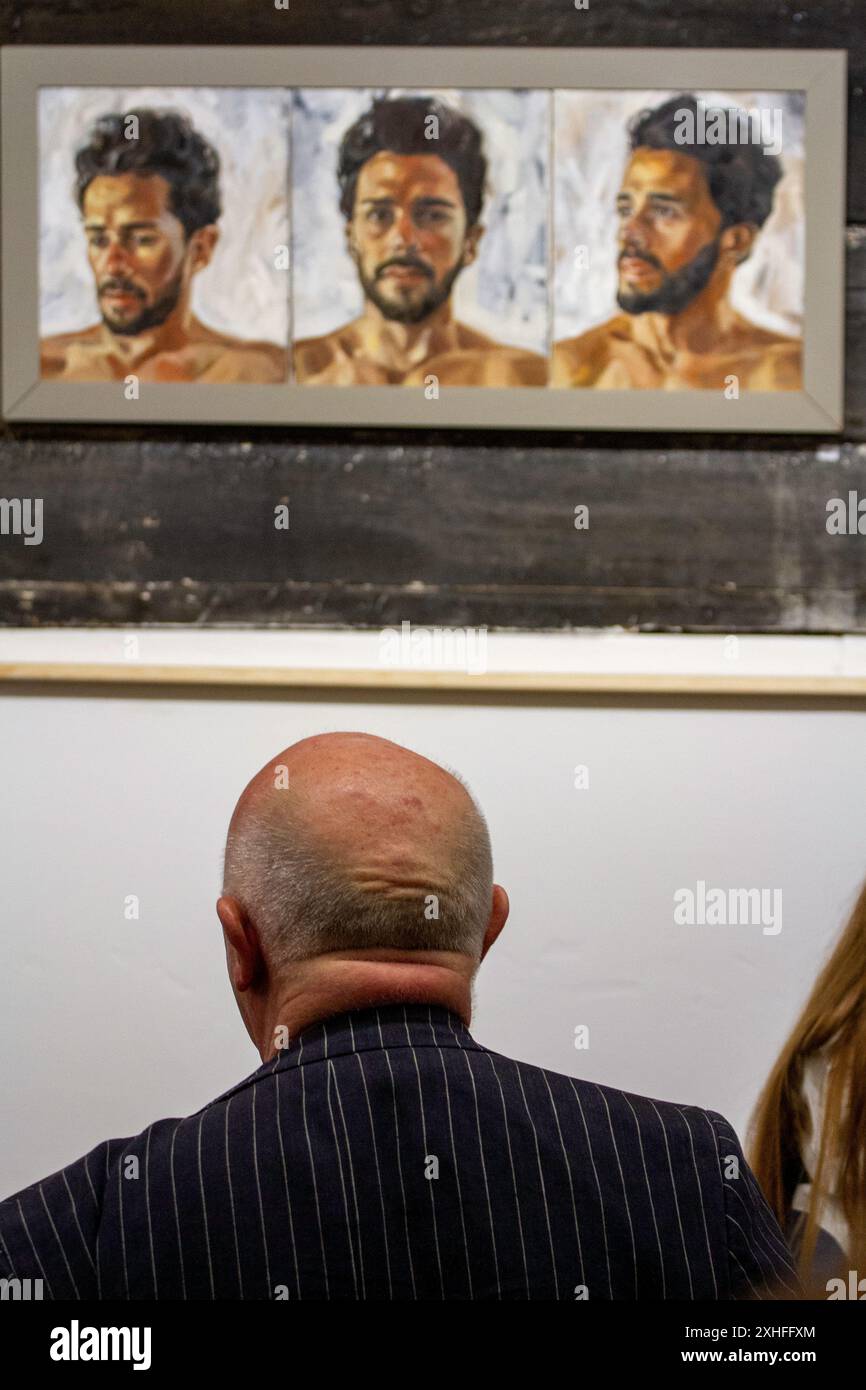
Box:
[99,265,185,336]
[359,254,466,325]
[616,237,721,316]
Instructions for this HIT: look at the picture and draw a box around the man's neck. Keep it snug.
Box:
[355,299,460,372]
[630,274,737,358]
[97,303,198,366]
[257,950,474,1061]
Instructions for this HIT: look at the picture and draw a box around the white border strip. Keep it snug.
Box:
[2,628,866,692]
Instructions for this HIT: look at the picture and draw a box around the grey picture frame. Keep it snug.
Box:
[0,44,847,431]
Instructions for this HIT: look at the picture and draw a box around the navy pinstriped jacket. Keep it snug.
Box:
[0,1003,801,1300]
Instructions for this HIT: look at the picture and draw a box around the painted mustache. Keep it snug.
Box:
[375,258,434,280]
[618,249,663,271]
[99,280,146,298]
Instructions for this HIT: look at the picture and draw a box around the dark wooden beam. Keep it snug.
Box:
[2,433,865,630]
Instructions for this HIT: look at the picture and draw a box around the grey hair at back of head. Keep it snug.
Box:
[222,774,493,972]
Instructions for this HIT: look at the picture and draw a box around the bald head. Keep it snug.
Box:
[222,733,495,971]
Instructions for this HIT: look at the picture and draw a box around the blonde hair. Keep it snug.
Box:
[748,878,866,1290]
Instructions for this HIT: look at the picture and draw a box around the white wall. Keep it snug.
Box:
[2,678,864,1197]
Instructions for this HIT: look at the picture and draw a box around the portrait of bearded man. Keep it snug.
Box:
[553,93,803,392]
[40,106,288,384]
[293,93,548,387]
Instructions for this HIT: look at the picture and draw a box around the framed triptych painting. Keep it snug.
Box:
[1,45,846,430]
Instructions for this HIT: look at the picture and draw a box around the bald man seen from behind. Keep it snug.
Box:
[0,732,801,1300]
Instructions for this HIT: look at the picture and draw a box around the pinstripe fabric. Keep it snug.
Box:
[0,1003,801,1300]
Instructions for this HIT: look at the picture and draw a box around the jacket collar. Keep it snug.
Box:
[277,1001,483,1068]
[211,1003,485,1106]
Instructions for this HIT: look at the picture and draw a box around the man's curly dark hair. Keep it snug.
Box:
[74,108,222,238]
[337,94,488,226]
[628,93,783,229]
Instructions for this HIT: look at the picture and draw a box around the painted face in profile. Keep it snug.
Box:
[614,147,726,315]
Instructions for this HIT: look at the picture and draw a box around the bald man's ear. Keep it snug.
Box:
[216,895,264,992]
[479,884,509,961]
